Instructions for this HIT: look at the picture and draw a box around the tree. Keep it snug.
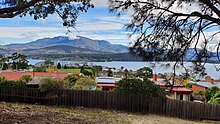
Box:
[21,74,33,83]
[205,86,220,102]
[57,62,61,69]
[109,0,220,79]
[92,65,102,76]
[39,77,69,92]
[80,70,93,77]
[208,91,220,104]
[114,78,165,99]
[64,74,80,87]
[63,64,68,69]
[136,67,153,78]
[0,0,93,28]
[107,68,113,77]
[2,63,8,70]
[73,77,96,90]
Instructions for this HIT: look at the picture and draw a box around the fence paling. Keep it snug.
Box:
[0,87,220,121]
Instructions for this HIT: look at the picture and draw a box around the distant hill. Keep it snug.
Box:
[4,36,129,54]
[22,45,110,54]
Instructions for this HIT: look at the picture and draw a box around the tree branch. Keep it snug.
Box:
[0,0,39,14]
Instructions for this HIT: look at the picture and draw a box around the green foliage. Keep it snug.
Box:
[192,90,205,101]
[43,60,54,68]
[205,86,220,102]
[114,78,165,100]
[33,66,46,72]
[73,77,96,90]
[39,77,69,92]
[185,83,192,89]
[80,70,93,77]
[136,67,153,78]
[92,65,102,76]
[107,69,113,77]
[64,74,80,87]
[21,74,33,83]
[57,62,61,69]
[208,91,220,104]
[2,63,8,70]
[0,77,26,88]
[63,65,68,69]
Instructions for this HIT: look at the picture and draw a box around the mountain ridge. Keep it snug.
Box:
[2,36,129,54]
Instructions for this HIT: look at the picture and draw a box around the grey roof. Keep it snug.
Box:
[191,81,220,88]
[96,77,121,84]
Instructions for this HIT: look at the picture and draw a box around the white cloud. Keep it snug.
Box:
[91,0,109,7]
[76,22,123,31]
[0,27,64,39]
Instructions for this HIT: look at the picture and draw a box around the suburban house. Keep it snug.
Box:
[0,71,68,80]
[191,78,220,92]
[152,74,193,101]
[96,77,121,91]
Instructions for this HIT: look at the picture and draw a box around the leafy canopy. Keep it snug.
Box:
[109,0,220,78]
[114,78,165,99]
[0,0,94,27]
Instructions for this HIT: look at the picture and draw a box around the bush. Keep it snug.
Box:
[114,78,165,100]
[33,67,46,72]
[80,70,93,77]
[64,74,80,87]
[192,90,205,101]
[21,74,32,83]
[205,86,220,102]
[73,77,96,90]
[57,62,61,69]
[39,77,69,92]
[208,91,220,104]
[0,77,26,88]
[136,67,153,78]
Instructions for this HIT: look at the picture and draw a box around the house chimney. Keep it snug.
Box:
[153,74,157,81]
[206,77,214,84]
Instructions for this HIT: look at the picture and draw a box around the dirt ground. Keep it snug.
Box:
[0,102,219,124]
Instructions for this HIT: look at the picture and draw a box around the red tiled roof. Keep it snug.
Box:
[0,71,68,80]
[171,87,193,94]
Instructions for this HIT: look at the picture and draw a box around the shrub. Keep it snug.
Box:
[21,74,32,83]
[64,74,80,87]
[205,86,220,102]
[192,90,205,101]
[39,77,69,92]
[114,78,165,100]
[57,62,61,69]
[208,91,220,104]
[80,70,93,77]
[0,77,26,88]
[136,67,153,78]
[33,67,46,72]
[73,77,96,90]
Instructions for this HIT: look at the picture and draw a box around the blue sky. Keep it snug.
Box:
[0,0,132,45]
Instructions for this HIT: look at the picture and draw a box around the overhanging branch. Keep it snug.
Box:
[0,0,39,15]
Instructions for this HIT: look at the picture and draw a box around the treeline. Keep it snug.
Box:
[0,53,29,70]
[27,53,143,61]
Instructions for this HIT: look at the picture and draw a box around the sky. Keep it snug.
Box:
[0,0,219,49]
[0,0,132,46]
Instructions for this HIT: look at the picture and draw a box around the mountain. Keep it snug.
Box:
[22,45,110,54]
[4,36,128,53]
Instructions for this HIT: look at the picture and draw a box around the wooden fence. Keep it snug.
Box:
[0,87,219,121]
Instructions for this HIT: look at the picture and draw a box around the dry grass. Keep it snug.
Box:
[0,102,218,124]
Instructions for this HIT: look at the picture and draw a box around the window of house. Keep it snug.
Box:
[180,94,183,100]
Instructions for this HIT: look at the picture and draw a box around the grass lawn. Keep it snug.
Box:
[0,102,218,124]
[56,69,93,73]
